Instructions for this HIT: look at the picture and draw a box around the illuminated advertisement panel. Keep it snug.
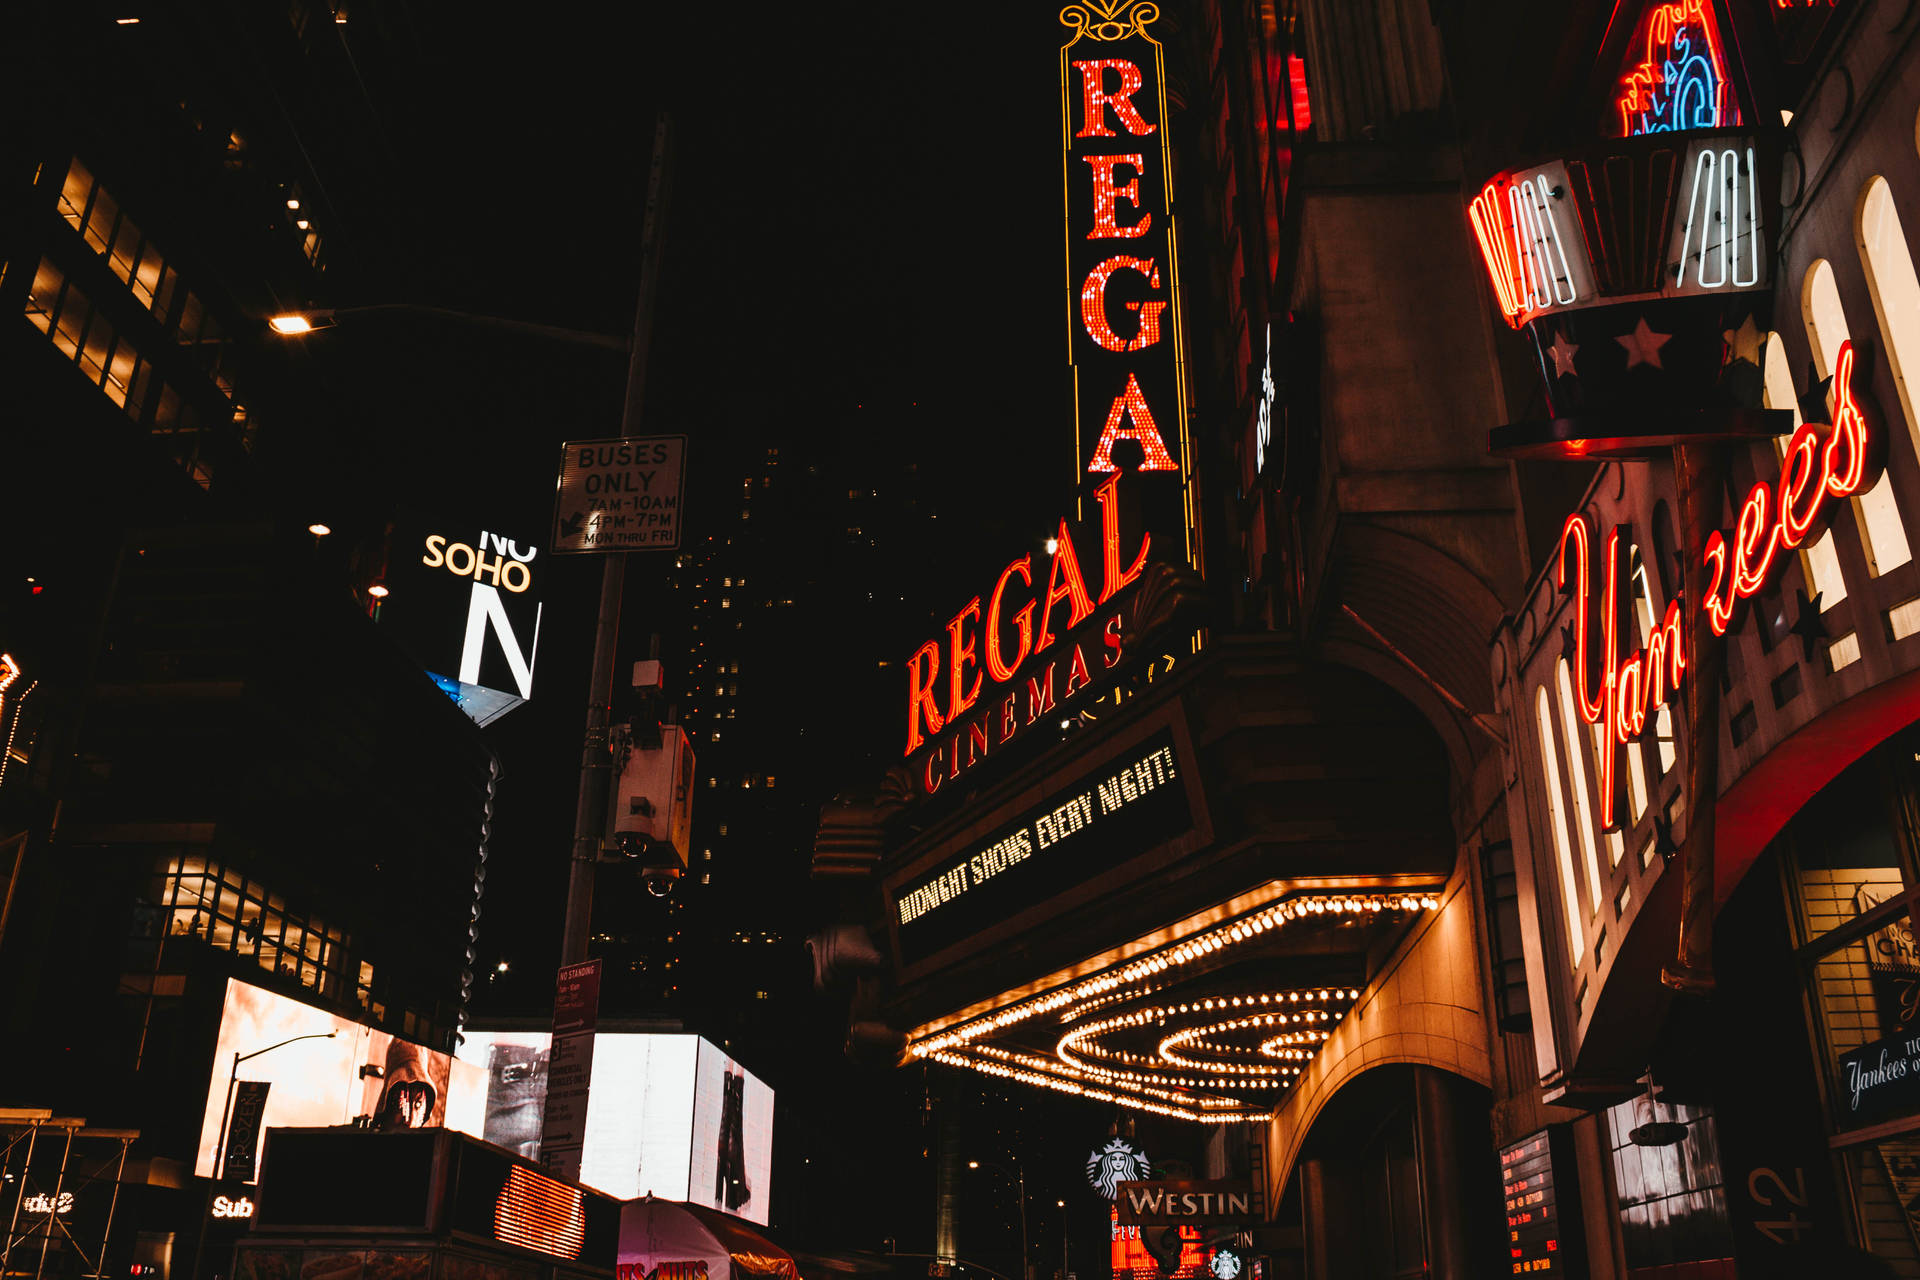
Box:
[381,518,545,728]
[193,978,485,1181]
[453,1032,773,1219]
[688,1041,775,1226]
[1061,3,1196,572]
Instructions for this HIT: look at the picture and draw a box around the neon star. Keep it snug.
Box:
[1617,317,1672,370]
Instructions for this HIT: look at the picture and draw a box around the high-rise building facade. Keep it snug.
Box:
[2,4,498,1276]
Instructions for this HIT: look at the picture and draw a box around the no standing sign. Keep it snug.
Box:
[551,434,688,553]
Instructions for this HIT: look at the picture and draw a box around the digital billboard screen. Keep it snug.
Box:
[452,1032,773,1222]
[688,1041,774,1224]
[195,978,485,1181]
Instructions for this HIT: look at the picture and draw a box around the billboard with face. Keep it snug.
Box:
[194,978,484,1180]
[451,1032,772,1220]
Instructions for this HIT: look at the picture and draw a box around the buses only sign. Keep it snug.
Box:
[551,435,687,554]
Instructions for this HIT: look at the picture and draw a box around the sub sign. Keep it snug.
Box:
[552,435,687,554]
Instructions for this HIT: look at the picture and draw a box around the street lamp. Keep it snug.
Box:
[264,304,626,350]
[966,1160,1028,1280]
[193,1031,337,1280]
[267,113,673,971]
[1056,1202,1067,1280]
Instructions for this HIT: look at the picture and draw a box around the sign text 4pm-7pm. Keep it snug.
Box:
[551,435,688,554]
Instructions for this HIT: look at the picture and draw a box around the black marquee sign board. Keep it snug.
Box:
[890,728,1194,970]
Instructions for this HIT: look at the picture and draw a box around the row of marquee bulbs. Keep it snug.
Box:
[1067,997,1351,1066]
[1058,995,1356,1088]
[1061,993,1354,1069]
[907,893,1439,1058]
[930,1043,1265,1125]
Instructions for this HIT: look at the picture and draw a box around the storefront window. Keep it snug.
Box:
[1787,735,1920,1271]
[154,852,349,999]
[1605,1094,1736,1276]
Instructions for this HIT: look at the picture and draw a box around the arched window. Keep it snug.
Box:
[1764,330,1848,608]
[1625,546,1666,800]
[1555,659,1604,922]
[1535,685,1586,964]
[1857,176,1920,453]
[1804,259,1912,573]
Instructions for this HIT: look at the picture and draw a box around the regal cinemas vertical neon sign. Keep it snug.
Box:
[1557,340,1879,827]
[1062,1,1196,564]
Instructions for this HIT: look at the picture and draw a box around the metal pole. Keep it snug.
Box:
[190,1053,239,1280]
[33,1125,74,1280]
[90,1138,130,1280]
[1662,441,1729,994]
[561,111,674,965]
[3,1122,40,1276]
[1017,1165,1028,1280]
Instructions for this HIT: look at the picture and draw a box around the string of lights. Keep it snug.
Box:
[910,892,1439,1122]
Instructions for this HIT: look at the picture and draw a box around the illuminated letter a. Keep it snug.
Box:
[1087,373,1177,472]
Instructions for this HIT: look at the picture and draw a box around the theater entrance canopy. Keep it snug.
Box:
[870,633,1455,1123]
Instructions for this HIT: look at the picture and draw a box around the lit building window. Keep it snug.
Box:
[1858,176,1920,462]
[1627,550,1678,774]
[23,258,150,417]
[1554,659,1605,921]
[1764,331,1847,610]
[156,853,349,998]
[1535,687,1587,963]
[1804,258,1911,573]
[57,159,179,321]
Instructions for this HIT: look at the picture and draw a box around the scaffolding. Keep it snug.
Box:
[0,1110,138,1280]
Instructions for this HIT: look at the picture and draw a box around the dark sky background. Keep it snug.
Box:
[276,4,1105,989]
[337,6,1141,1250]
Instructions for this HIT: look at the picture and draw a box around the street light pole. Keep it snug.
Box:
[262,116,673,968]
[967,1160,1028,1280]
[1057,1200,1067,1280]
[267,304,626,349]
[192,1031,337,1280]
[560,109,673,966]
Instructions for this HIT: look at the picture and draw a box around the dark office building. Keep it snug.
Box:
[1,3,497,1276]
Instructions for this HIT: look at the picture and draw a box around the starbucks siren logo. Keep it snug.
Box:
[1086,1137,1151,1200]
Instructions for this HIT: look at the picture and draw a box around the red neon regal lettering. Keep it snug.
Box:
[1085,154,1151,240]
[1081,256,1166,353]
[905,472,1146,760]
[1073,59,1156,138]
[1088,372,1178,472]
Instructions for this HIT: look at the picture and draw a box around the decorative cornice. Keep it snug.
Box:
[1060,0,1158,42]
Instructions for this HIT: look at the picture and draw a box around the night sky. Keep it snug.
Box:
[291,4,1093,977]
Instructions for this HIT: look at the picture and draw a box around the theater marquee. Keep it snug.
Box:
[1061,0,1198,571]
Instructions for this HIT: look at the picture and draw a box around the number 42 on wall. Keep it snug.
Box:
[1748,1167,1811,1245]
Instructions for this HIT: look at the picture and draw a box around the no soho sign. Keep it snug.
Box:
[552,435,688,554]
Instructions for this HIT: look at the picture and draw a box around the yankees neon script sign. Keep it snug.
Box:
[1556,339,1879,827]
